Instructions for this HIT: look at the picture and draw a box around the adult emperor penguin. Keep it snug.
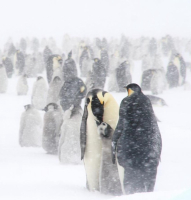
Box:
[80,89,119,191]
[46,54,62,83]
[2,56,14,78]
[14,50,25,75]
[42,103,63,154]
[62,51,77,81]
[112,83,162,195]
[0,64,8,93]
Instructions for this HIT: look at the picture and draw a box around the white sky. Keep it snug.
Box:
[0,0,191,45]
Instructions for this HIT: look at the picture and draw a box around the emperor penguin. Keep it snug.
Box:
[19,104,43,147]
[46,54,62,83]
[59,105,83,164]
[2,57,14,78]
[146,95,168,106]
[47,76,62,105]
[97,121,122,196]
[0,64,8,93]
[14,50,25,75]
[31,76,48,110]
[150,69,166,95]
[62,51,78,81]
[80,89,119,191]
[42,103,63,154]
[16,74,28,95]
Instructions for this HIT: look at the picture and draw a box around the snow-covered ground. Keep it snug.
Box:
[0,61,191,200]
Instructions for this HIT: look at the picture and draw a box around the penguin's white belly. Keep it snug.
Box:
[84,110,102,191]
[117,158,125,195]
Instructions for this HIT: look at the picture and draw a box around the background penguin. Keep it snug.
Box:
[112,83,162,195]
[43,46,52,67]
[80,89,119,191]
[116,61,132,92]
[47,76,62,105]
[0,64,8,93]
[166,62,179,88]
[2,57,14,78]
[31,76,48,110]
[24,54,37,78]
[46,54,62,84]
[141,69,157,90]
[16,74,28,95]
[108,51,119,92]
[19,104,42,147]
[173,53,186,85]
[85,71,95,92]
[62,51,77,81]
[97,121,122,196]
[42,103,63,154]
[100,47,109,75]
[59,105,82,164]
[14,50,25,75]
[146,95,168,106]
[92,58,106,89]
[59,77,87,112]
[79,46,91,77]
[150,69,166,95]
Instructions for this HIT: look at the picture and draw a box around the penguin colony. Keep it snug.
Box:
[0,34,190,196]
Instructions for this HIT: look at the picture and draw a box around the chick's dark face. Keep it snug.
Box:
[91,95,104,123]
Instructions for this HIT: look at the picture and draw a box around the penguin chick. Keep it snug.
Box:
[42,103,63,154]
[16,74,28,95]
[97,121,122,196]
[31,76,48,110]
[19,104,42,147]
[59,105,83,164]
[47,76,62,104]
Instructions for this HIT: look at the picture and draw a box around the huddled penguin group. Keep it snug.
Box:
[1,34,191,197]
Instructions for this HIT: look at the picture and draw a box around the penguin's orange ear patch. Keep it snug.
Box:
[80,86,85,93]
[128,88,134,96]
[97,92,104,104]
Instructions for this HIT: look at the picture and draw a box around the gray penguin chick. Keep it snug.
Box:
[42,103,63,154]
[97,121,122,196]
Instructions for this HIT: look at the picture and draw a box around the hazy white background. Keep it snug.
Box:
[0,0,191,46]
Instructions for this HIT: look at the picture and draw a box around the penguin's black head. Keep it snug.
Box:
[24,104,32,111]
[68,51,72,59]
[86,89,108,123]
[43,103,58,112]
[97,122,113,139]
[53,76,61,83]
[37,76,43,81]
[124,83,142,96]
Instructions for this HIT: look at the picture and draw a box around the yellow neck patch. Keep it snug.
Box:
[97,91,104,104]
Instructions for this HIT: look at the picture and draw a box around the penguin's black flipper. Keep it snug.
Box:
[80,100,89,160]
